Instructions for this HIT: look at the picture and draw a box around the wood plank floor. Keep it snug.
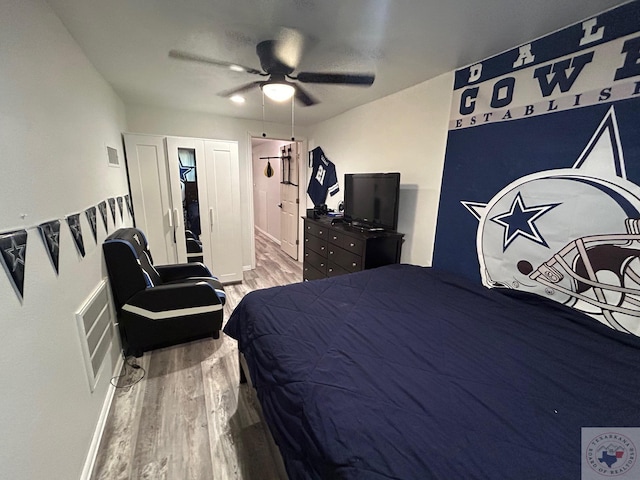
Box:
[91,229,302,480]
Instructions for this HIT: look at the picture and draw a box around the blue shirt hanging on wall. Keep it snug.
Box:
[307,147,339,206]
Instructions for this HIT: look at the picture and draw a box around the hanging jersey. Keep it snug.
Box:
[307,147,339,206]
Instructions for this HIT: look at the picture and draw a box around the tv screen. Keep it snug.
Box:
[344,173,400,231]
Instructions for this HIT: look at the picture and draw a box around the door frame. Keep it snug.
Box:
[246,132,307,270]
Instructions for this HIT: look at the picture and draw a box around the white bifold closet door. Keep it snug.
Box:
[124,133,243,284]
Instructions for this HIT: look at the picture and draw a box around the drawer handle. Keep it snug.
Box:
[305,253,308,257]
[349,242,355,247]
[305,238,309,242]
[319,230,323,234]
[352,262,357,267]
[329,251,334,255]
[333,236,338,240]
[320,263,325,267]
[329,268,333,272]
[321,246,325,250]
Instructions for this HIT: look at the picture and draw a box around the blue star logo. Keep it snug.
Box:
[179,160,195,183]
[490,192,559,251]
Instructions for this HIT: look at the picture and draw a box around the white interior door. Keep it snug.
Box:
[123,133,177,265]
[280,143,299,260]
[200,140,243,283]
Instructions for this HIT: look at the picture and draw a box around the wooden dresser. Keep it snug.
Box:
[303,217,404,281]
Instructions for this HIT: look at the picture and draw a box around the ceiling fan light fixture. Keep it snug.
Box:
[262,82,295,102]
[229,64,245,72]
[230,95,245,104]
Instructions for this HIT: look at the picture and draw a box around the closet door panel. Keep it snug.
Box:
[200,140,242,283]
[123,134,177,265]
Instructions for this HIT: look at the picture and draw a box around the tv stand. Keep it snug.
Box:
[303,217,404,281]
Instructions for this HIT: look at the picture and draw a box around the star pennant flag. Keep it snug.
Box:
[67,213,85,257]
[0,229,28,301]
[85,206,98,242]
[125,194,134,217]
[117,196,124,220]
[98,201,109,232]
[38,220,61,274]
[108,198,117,224]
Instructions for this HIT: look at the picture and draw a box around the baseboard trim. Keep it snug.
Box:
[254,225,281,245]
[80,353,124,480]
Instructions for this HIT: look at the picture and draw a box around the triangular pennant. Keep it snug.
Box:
[98,201,108,232]
[38,220,61,274]
[67,213,85,257]
[125,194,134,217]
[117,196,124,220]
[0,229,28,301]
[108,198,116,224]
[85,206,98,242]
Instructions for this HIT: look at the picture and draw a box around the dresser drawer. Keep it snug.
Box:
[328,229,364,254]
[327,262,350,277]
[327,244,362,272]
[304,233,327,256]
[303,264,325,281]
[304,248,328,273]
[305,221,327,239]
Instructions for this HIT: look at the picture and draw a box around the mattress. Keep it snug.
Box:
[224,264,640,479]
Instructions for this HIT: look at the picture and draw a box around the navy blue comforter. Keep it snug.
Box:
[224,264,640,479]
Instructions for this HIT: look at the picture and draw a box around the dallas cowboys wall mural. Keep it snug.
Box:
[0,194,133,302]
[433,1,640,336]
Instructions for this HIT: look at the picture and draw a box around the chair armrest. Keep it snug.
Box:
[123,282,223,320]
[155,262,216,282]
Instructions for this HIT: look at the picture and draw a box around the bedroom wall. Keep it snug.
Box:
[0,1,130,479]
[125,104,309,269]
[307,72,453,266]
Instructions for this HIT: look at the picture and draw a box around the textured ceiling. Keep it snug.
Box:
[46,0,626,125]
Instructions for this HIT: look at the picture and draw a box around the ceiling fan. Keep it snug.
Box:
[168,38,375,106]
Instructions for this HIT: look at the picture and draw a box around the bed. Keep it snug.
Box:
[223,264,640,479]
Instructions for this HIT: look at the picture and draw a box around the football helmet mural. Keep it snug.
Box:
[472,107,640,335]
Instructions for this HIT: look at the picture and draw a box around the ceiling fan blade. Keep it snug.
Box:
[217,81,263,98]
[169,50,265,76]
[295,72,375,86]
[294,84,318,106]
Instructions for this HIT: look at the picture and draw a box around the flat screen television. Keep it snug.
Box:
[343,172,400,231]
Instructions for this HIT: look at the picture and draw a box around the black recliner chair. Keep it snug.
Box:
[103,227,226,357]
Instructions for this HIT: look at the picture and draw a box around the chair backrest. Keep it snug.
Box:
[103,227,162,310]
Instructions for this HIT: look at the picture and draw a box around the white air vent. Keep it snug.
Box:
[107,146,120,166]
[76,280,116,391]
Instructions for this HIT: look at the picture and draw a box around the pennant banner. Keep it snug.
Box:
[98,201,108,232]
[38,220,61,274]
[85,206,98,242]
[108,197,116,223]
[67,213,85,257]
[0,229,28,301]
[117,196,124,220]
[125,194,134,217]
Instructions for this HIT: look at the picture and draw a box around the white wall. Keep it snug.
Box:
[252,140,291,241]
[0,1,130,479]
[125,104,309,269]
[308,73,453,266]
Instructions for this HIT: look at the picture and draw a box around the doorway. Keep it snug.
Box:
[251,137,301,261]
